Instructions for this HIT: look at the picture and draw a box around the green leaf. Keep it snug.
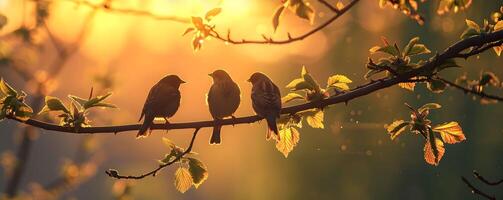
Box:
[281,93,304,104]
[68,95,87,108]
[386,120,410,140]
[286,78,312,91]
[403,37,420,56]
[327,75,352,91]
[205,7,222,21]
[40,96,69,114]
[370,45,400,56]
[0,78,17,96]
[418,103,441,114]
[85,93,112,108]
[187,158,208,188]
[300,109,324,129]
[174,167,193,193]
[272,5,286,32]
[427,79,446,93]
[91,102,117,109]
[407,44,431,56]
[494,20,503,32]
[301,66,321,92]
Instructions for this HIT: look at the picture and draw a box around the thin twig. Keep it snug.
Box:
[437,77,503,101]
[208,0,360,45]
[474,171,503,186]
[106,128,201,179]
[461,177,496,200]
[318,0,340,13]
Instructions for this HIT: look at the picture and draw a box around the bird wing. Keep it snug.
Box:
[252,79,282,117]
[139,83,180,121]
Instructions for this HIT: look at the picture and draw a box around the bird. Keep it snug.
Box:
[137,75,185,138]
[248,72,282,140]
[207,70,241,144]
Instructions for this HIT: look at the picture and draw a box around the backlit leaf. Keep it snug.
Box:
[424,131,445,166]
[302,109,324,129]
[187,158,208,188]
[191,17,205,31]
[182,27,195,36]
[494,20,503,31]
[407,44,431,56]
[418,103,441,114]
[0,78,17,96]
[281,93,304,104]
[327,75,352,91]
[289,0,315,24]
[174,167,193,193]
[398,82,415,91]
[386,120,410,140]
[403,37,420,56]
[40,96,69,114]
[465,19,480,32]
[205,7,222,21]
[275,127,300,158]
[272,5,286,32]
[433,122,466,144]
[286,78,312,91]
[369,45,399,56]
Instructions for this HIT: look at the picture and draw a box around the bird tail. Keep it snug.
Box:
[210,125,222,144]
[137,115,154,138]
[265,116,279,141]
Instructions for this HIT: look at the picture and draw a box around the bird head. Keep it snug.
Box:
[159,75,186,88]
[209,69,232,83]
[247,72,269,85]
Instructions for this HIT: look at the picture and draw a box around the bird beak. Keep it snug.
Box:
[180,80,186,84]
[247,78,251,82]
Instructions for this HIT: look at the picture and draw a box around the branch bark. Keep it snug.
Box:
[4,30,503,135]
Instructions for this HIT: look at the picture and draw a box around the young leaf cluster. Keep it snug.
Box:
[0,78,33,121]
[272,0,315,31]
[386,103,466,166]
[182,8,222,51]
[366,37,431,80]
[456,71,502,104]
[466,8,503,57]
[275,66,352,157]
[160,138,208,193]
[39,93,116,127]
[437,0,472,15]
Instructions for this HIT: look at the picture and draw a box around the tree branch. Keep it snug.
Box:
[3,30,503,135]
[208,0,360,45]
[60,0,189,23]
[105,128,201,179]
[437,77,503,101]
[473,170,503,186]
[461,177,496,200]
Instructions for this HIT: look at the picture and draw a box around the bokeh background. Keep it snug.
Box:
[1,0,502,199]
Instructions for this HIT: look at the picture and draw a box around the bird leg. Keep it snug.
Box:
[164,117,171,134]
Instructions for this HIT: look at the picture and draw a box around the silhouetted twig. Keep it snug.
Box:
[461,176,495,200]
[208,0,360,45]
[437,77,503,101]
[106,128,201,179]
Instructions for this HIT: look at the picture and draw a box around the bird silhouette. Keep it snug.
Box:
[248,72,282,140]
[207,70,241,144]
[138,75,185,138]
